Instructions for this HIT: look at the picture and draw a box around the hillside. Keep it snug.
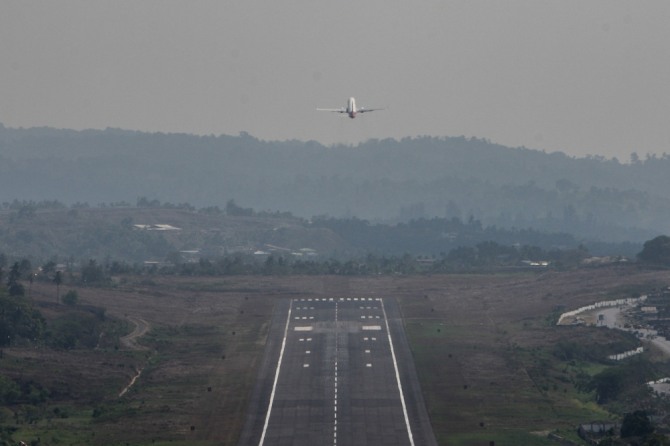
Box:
[0,204,645,265]
[2,124,669,244]
[0,206,348,263]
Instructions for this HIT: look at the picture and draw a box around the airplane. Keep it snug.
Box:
[317,97,384,119]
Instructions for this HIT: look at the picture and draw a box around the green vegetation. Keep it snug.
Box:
[404,278,670,445]
[0,294,45,347]
[0,200,619,265]
[61,290,78,306]
[0,261,274,445]
[620,410,654,438]
[3,244,670,444]
[638,235,670,266]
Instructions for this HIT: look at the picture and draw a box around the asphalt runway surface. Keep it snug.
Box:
[238,297,437,446]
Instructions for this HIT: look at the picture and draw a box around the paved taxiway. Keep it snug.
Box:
[238,297,437,446]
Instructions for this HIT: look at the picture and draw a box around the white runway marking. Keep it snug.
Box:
[333,300,339,446]
[362,325,382,331]
[381,298,415,446]
[258,299,293,446]
[259,297,416,446]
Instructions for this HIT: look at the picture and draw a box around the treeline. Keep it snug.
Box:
[0,197,295,218]
[9,242,594,283]
[309,215,588,255]
[0,199,642,266]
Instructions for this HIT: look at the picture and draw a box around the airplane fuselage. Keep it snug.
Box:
[317,97,382,118]
[347,97,357,118]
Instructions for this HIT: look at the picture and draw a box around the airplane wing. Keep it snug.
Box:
[358,107,384,113]
[316,108,347,113]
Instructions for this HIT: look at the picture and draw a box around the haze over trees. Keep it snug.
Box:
[2,124,670,246]
[637,235,670,265]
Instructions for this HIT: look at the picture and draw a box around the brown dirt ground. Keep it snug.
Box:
[7,264,670,445]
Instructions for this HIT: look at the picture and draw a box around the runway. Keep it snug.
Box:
[238,297,437,446]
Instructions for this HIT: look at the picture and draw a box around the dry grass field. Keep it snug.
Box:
[3,264,670,445]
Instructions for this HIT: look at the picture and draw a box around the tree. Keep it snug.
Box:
[42,260,56,277]
[630,152,641,165]
[6,262,24,297]
[620,410,653,438]
[637,235,670,265]
[588,367,625,404]
[6,262,20,285]
[53,271,63,303]
[0,375,20,404]
[81,259,105,284]
[0,295,46,346]
[225,199,254,216]
[18,259,32,277]
[62,290,79,306]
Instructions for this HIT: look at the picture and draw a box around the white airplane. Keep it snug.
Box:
[317,97,384,119]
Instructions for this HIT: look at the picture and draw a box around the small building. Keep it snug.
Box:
[578,421,619,443]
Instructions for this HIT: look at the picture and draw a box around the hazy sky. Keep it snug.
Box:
[2,1,670,160]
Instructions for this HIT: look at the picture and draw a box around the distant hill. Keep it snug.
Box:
[1,123,669,244]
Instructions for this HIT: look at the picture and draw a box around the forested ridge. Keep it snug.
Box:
[2,123,669,245]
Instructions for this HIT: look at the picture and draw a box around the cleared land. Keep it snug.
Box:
[4,265,670,445]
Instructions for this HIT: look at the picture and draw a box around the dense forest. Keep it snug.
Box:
[1,123,670,246]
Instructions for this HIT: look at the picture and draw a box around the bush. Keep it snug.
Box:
[620,410,653,438]
[47,313,101,349]
[0,296,46,346]
[638,235,670,265]
[0,376,20,404]
[61,290,79,306]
